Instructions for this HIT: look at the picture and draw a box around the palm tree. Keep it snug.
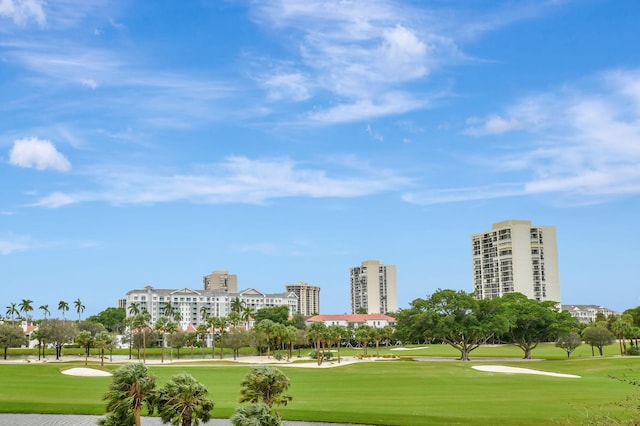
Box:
[328,324,347,363]
[231,297,245,314]
[100,363,156,426]
[306,322,326,365]
[133,309,151,363]
[241,306,254,328]
[200,305,209,323]
[128,302,141,317]
[58,300,69,319]
[196,323,209,359]
[155,316,171,363]
[256,319,276,358]
[5,303,18,323]
[75,330,94,366]
[206,316,220,359]
[39,304,50,320]
[74,298,85,321]
[239,366,292,409]
[155,373,215,426]
[18,299,34,322]
[94,331,112,366]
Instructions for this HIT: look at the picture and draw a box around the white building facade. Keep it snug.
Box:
[472,220,561,303]
[125,286,298,328]
[350,260,398,314]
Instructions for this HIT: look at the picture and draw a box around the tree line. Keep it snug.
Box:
[394,289,640,360]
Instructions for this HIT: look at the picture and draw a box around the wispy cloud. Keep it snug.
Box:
[0,0,45,26]
[8,137,71,171]
[408,67,640,205]
[29,156,413,208]
[0,234,31,255]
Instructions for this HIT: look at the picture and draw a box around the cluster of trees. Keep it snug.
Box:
[100,363,291,426]
[395,289,640,361]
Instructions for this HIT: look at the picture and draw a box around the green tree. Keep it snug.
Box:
[306,322,326,365]
[75,330,94,366]
[223,327,252,360]
[231,403,282,426]
[556,331,582,358]
[255,319,277,357]
[290,312,307,330]
[18,299,34,321]
[5,302,18,323]
[327,325,346,363]
[38,319,78,359]
[74,298,85,321]
[155,316,172,363]
[100,363,156,426]
[169,331,187,360]
[239,367,292,409]
[231,297,245,315]
[155,373,215,426]
[133,310,152,363]
[355,325,372,356]
[0,323,27,359]
[94,331,112,366]
[87,307,127,333]
[395,289,509,361]
[58,300,69,319]
[582,325,615,356]
[196,323,209,359]
[612,314,634,355]
[39,304,50,320]
[501,293,576,359]
[254,306,289,324]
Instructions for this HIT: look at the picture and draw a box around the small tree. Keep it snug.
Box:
[94,331,112,366]
[223,328,251,360]
[155,373,214,426]
[231,402,282,426]
[582,326,615,356]
[239,367,291,409]
[100,363,156,426]
[556,331,582,358]
[0,323,27,360]
[75,330,94,366]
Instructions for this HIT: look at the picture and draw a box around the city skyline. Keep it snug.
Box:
[2,1,640,317]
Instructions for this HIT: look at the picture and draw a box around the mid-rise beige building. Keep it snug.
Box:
[472,220,561,302]
[203,270,237,292]
[350,260,397,314]
[285,282,320,316]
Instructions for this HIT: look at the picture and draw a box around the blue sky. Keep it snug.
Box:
[2,0,639,318]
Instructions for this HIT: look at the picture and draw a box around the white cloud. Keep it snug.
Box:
[30,156,412,208]
[0,0,45,25]
[9,137,72,172]
[263,72,310,101]
[408,67,640,205]
[0,234,30,255]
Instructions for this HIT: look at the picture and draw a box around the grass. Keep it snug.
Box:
[1,344,638,425]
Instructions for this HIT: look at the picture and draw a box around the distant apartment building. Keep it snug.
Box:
[472,220,561,302]
[125,285,298,328]
[350,260,398,314]
[285,282,321,316]
[117,298,127,310]
[203,270,237,292]
[563,304,617,323]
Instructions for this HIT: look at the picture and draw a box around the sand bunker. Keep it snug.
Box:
[62,367,112,377]
[472,365,580,378]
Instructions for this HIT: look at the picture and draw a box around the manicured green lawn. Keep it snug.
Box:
[1,348,638,425]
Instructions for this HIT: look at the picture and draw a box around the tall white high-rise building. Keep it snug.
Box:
[350,260,397,314]
[285,282,321,316]
[472,220,561,302]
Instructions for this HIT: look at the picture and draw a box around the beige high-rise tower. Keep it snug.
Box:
[203,270,238,292]
[350,260,398,314]
[472,220,561,302]
[285,282,321,316]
